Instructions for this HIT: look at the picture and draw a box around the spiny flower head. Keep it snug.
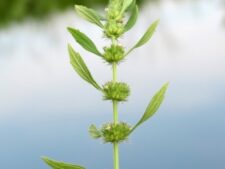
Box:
[104,20,124,38]
[103,44,125,63]
[101,122,131,143]
[107,0,124,20]
[103,81,130,101]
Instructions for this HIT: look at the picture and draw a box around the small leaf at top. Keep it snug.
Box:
[42,156,85,169]
[68,44,102,91]
[126,0,136,12]
[126,19,159,55]
[75,5,104,28]
[120,0,134,15]
[124,5,138,33]
[89,124,102,139]
[67,27,102,57]
[130,83,169,134]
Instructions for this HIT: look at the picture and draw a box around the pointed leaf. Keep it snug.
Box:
[130,83,169,133]
[91,10,105,21]
[68,44,102,90]
[89,124,102,139]
[84,8,105,21]
[124,5,138,32]
[126,0,136,11]
[42,156,85,169]
[121,0,134,15]
[126,19,159,55]
[68,27,102,57]
[75,5,104,28]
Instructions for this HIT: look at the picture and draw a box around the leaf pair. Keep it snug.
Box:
[88,83,169,137]
[68,44,102,90]
[68,19,159,62]
[67,27,103,90]
[42,157,85,169]
[75,1,138,34]
[130,83,169,134]
[72,3,159,60]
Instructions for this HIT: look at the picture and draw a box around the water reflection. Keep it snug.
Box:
[0,1,225,169]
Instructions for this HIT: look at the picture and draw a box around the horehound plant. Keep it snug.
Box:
[42,0,169,169]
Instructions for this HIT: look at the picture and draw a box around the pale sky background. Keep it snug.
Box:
[0,0,224,116]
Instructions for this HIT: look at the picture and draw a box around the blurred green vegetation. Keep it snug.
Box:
[0,0,145,27]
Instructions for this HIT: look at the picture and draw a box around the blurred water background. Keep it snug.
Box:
[0,0,225,169]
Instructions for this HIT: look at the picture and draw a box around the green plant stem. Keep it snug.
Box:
[113,62,117,84]
[113,143,119,169]
[112,61,119,169]
[113,100,118,123]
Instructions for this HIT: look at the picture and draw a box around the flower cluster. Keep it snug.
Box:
[103,81,130,101]
[104,21,124,38]
[101,122,131,143]
[104,0,125,38]
[103,44,125,63]
[107,0,123,20]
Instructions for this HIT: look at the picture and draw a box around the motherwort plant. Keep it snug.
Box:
[42,0,169,169]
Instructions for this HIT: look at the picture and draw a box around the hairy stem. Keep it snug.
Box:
[112,61,119,169]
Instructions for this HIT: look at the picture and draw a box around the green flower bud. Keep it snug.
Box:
[103,81,130,101]
[107,0,123,20]
[103,44,125,63]
[104,20,124,38]
[108,10,121,20]
[101,122,131,143]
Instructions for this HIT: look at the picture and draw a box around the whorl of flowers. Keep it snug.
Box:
[103,81,130,101]
[101,122,131,143]
[103,44,125,63]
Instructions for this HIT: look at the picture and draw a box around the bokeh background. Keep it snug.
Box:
[0,0,225,169]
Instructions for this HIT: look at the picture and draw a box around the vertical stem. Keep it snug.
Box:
[113,100,118,124]
[113,62,118,124]
[113,62,117,84]
[113,143,119,169]
[112,62,119,169]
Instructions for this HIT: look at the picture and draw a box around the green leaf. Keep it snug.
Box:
[126,19,159,55]
[126,0,136,11]
[130,83,169,133]
[124,5,138,32]
[91,10,105,21]
[42,156,85,169]
[67,27,102,57]
[75,5,104,28]
[89,124,101,139]
[68,44,102,90]
[121,0,134,15]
